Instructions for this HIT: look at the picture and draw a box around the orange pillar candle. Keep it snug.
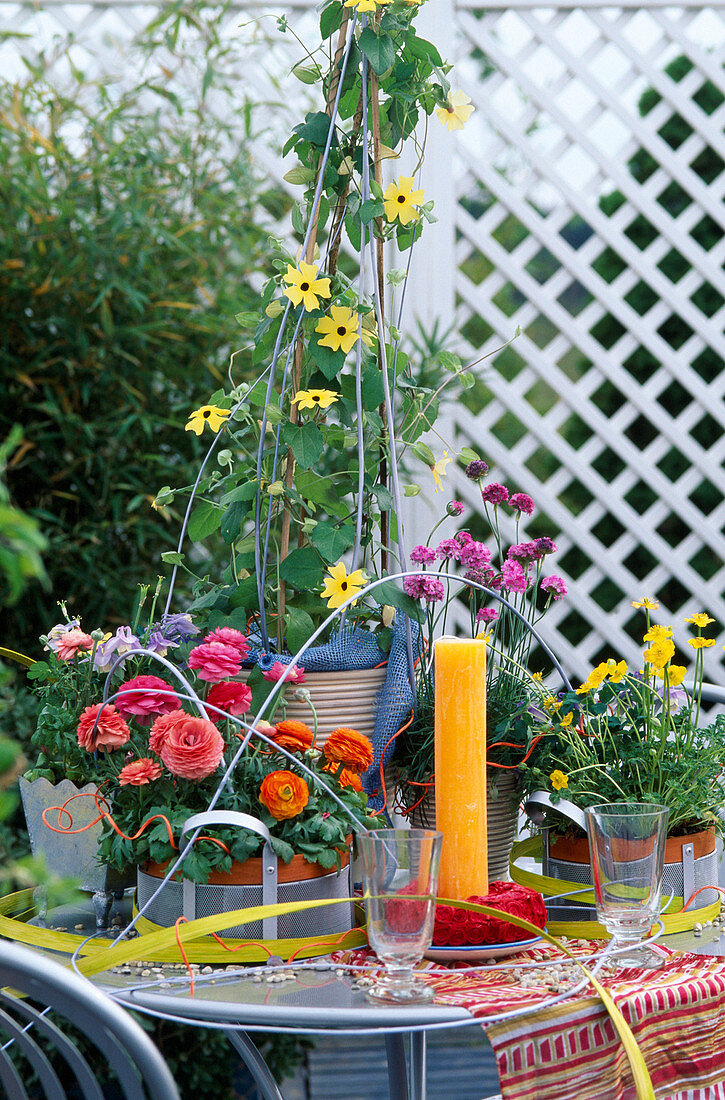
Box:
[434,636,488,900]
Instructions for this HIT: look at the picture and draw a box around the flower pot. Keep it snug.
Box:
[137,848,353,940]
[409,769,521,882]
[254,666,387,746]
[19,775,132,895]
[544,828,718,911]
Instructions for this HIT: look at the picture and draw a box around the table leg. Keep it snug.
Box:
[223,1029,285,1100]
[410,1031,426,1100]
[385,1034,410,1100]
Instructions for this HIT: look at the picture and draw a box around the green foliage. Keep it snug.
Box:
[0,427,47,606]
[0,6,280,651]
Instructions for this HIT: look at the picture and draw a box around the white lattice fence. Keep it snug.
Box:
[4,0,725,685]
[441,1,725,684]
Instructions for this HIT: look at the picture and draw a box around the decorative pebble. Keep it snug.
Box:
[141,969,151,976]
[74,924,84,930]
[201,966,213,974]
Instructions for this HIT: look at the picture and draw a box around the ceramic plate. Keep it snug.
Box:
[425,935,542,962]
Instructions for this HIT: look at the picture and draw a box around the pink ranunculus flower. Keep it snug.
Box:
[261,662,305,685]
[188,641,242,683]
[206,680,253,721]
[158,713,225,780]
[118,758,163,786]
[205,627,251,658]
[148,710,185,756]
[56,628,94,662]
[114,675,181,723]
[76,703,131,753]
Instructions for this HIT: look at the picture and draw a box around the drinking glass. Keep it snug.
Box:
[357,828,442,1004]
[585,802,670,968]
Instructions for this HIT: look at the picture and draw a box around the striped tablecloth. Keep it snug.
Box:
[336,942,725,1099]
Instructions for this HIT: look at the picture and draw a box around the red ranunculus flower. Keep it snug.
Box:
[261,661,306,685]
[206,680,252,720]
[118,758,163,786]
[158,712,225,780]
[76,703,130,753]
[187,642,242,683]
[205,627,251,658]
[115,675,180,723]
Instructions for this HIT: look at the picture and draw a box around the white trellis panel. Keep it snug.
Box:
[3,0,725,687]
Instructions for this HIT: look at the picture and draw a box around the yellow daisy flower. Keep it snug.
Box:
[688,637,716,649]
[185,405,231,435]
[292,389,340,412]
[321,561,367,609]
[643,624,673,643]
[559,712,574,728]
[315,305,361,355]
[631,597,659,610]
[435,90,475,132]
[644,639,675,668]
[550,769,568,791]
[383,176,425,226]
[667,664,687,686]
[430,451,451,492]
[685,612,716,628]
[282,262,331,312]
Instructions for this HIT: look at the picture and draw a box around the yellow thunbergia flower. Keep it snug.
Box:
[688,637,716,649]
[282,262,331,312]
[383,176,425,226]
[435,90,475,132]
[644,639,675,668]
[667,664,687,686]
[315,305,360,355]
[321,561,367,609]
[631,597,659,610]
[560,712,574,728]
[550,769,568,791]
[685,612,716,628]
[430,451,451,492]
[185,405,231,435]
[643,624,673,643]
[344,0,388,10]
[292,389,340,412]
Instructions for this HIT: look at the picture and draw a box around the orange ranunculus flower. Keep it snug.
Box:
[259,771,309,820]
[324,764,362,792]
[323,727,373,774]
[273,720,314,753]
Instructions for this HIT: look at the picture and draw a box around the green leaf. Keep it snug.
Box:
[411,440,435,465]
[438,350,463,372]
[285,606,316,653]
[278,546,325,589]
[320,1,344,40]
[270,836,296,864]
[406,35,443,66]
[220,500,246,544]
[311,341,346,380]
[26,661,50,681]
[345,212,361,252]
[459,447,481,464]
[187,501,221,541]
[359,199,384,223]
[371,485,394,510]
[281,422,324,468]
[229,575,260,611]
[161,552,184,565]
[311,521,354,562]
[358,28,396,76]
[283,164,316,185]
[374,579,425,622]
[294,111,336,149]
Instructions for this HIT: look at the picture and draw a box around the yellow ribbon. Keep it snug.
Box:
[0,647,35,668]
[0,888,653,1098]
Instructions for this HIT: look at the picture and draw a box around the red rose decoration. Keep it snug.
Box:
[115,675,180,723]
[76,703,130,752]
[432,882,547,947]
[158,712,225,780]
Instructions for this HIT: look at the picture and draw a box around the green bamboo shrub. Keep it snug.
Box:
[0,7,284,651]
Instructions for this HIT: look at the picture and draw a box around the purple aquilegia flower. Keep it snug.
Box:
[93,625,142,672]
[476,607,499,623]
[158,612,201,642]
[410,545,437,565]
[465,459,489,481]
[509,492,535,516]
[481,482,509,506]
[447,500,464,517]
[534,536,558,556]
[507,541,541,564]
[459,540,492,570]
[501,558,528,593]
[436,538,462,561]
[403,575,446,603]
[541,575,567,600]
[146,630,180,657]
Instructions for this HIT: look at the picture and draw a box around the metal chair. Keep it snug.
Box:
[0,938,180,1099]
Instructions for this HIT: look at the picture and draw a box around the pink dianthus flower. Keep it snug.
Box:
[476,607,499,623]
[403,575,446,603]
[501,558,528,593]
[410,545,437,565]
[436,539,462,561]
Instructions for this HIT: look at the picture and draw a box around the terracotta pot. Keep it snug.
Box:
[550,828,716,864]
[409,769,521,881]
[145,842,351,885]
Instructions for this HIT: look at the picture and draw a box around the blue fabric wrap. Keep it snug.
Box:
[247,616,416,810]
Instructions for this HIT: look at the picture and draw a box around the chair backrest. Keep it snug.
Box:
[0,939,181,1100]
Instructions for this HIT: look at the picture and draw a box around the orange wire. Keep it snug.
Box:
[681,884,725,911]
[371,709,414,817]
[174,917,195,993]
[287,926,357,962]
